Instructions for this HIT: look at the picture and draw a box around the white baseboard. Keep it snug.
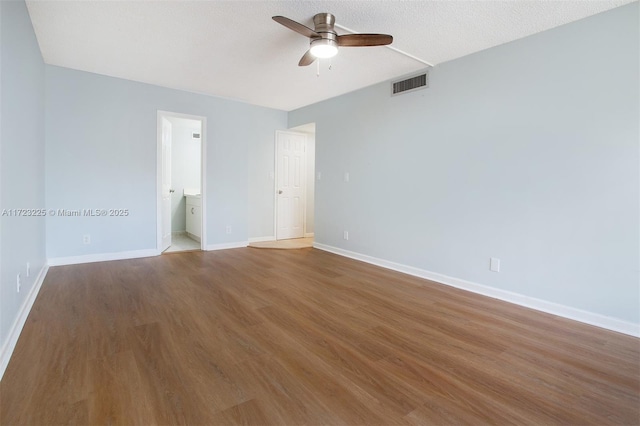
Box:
[48,248,159,266]
[186,232,201,242]
[304,232,315,238]
[248,236,275,243]
[0,264,49,381]
[313,243,639,338]
[206,241,248,251]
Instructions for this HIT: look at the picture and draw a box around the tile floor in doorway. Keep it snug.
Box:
[164,233,200,253]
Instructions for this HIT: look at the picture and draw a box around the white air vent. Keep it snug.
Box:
[192,132,201,139]
[391,72,429,96]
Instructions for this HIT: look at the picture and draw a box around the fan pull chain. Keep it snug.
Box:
[316,59,320,77]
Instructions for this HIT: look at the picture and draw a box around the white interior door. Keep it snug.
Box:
[161,117,172,251]
[276,131,306,240]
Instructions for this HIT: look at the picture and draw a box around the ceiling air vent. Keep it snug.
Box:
[391,72,428,96]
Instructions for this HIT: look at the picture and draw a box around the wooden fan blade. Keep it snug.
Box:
[338,34,393,47]
[298,50,316,67]
[273,16,319,38]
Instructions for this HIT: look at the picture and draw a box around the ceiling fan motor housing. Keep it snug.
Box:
[310,13,338,57]
[312,13,338,42]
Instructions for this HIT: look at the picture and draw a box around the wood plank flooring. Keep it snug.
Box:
[1,248,638,425]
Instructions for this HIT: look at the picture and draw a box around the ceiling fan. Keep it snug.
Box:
[272,13,393,66]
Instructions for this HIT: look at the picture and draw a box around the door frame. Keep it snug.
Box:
[156,110,207,252]
[273,130,307,240]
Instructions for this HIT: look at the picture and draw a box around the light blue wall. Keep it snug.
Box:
[0,0,47,354]
[248,126,276,240]
[46,66,287,257]
[305,134,315,235]
[290,4,639,324]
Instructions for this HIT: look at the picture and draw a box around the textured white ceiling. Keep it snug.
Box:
[26,0,633,111]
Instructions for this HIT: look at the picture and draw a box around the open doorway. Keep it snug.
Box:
[271,123,315,248]
[157,111,207,254]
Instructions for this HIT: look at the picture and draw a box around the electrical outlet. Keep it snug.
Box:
[26,262,30,277]
[343,230,349,240]
[490,257,501,272]
[226,226,232,235]
[16,273,21,293]
[317,172,322,181]
[83,234,91,244]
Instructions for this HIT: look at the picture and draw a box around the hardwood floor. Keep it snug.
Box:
[1,248,638,425]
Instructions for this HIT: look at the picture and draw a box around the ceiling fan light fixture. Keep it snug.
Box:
[310,38,338,58]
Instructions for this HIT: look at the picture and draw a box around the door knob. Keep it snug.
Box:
[278,190,283,194]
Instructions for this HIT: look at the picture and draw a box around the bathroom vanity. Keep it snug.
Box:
[185,192,201,241]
